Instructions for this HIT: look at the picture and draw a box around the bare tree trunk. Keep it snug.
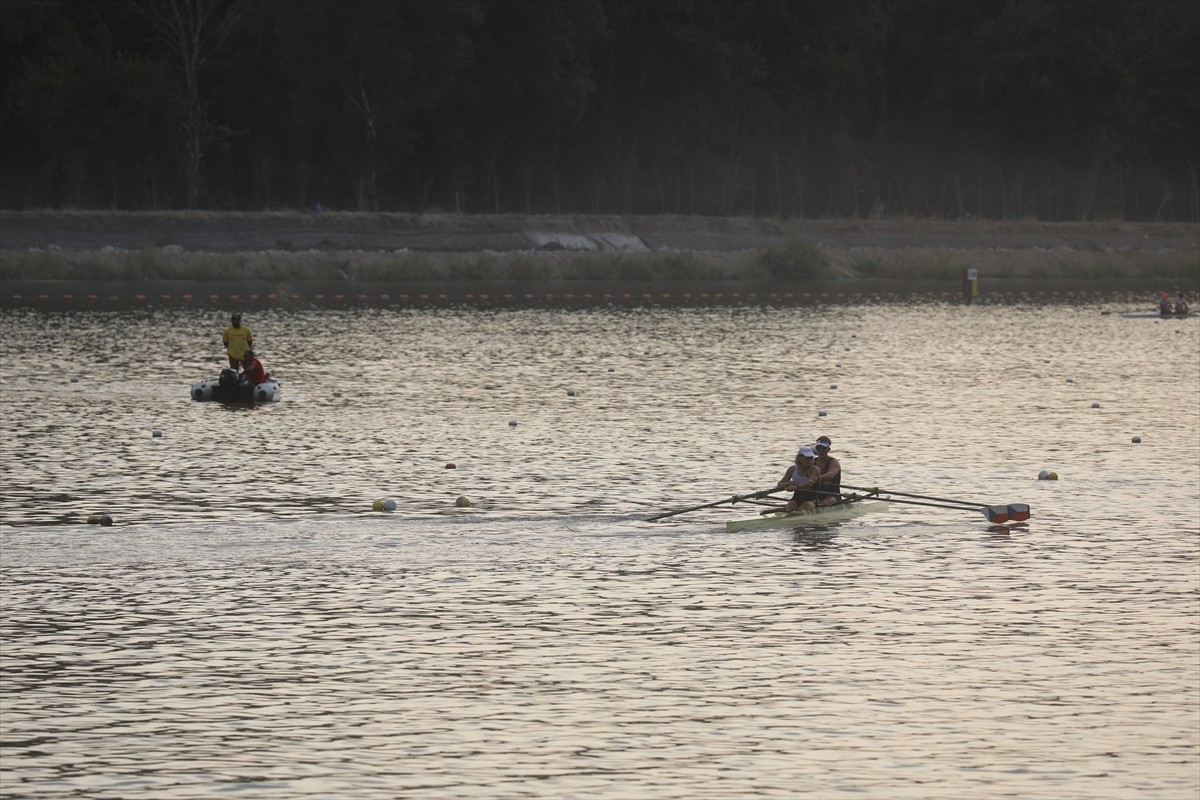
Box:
[1079,124,1108,221]
[139,0,240,210]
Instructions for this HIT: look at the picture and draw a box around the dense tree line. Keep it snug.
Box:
[2,0,1197,221]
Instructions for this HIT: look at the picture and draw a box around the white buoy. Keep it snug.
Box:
[1091,402,1101,408]
[835,362,841,367]
[1038,469,1049,480]
[383,499,396,511]
[70,376,78,383]
[566,389,576,396]
[152,429,162,437]
[818,410,827,417]
[1066,378,1073,383]
[830,384,837,389]
[508,420,518,427]
[608,367,615,373]
[1132,436,1142,443]
[356,371,363,378]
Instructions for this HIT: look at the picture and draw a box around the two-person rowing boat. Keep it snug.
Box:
[646,437,1029,530]
[648,485,1029,531]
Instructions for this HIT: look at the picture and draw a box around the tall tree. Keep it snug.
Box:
[136,0,242,208]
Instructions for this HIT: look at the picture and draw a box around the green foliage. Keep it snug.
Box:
[504,256,555,282]
[1140,258,1200,280]
[756,237,833,280]
[120,249,161,280]
[650,252,724,281]
[920,255,966,281]
[356,256,439,281]
[849,255,885,278]
[447,256,499,281]
[0,251,66,279]
[1060,262,1129,280]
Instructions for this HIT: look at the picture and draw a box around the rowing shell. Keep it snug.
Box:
[726,500,889,532]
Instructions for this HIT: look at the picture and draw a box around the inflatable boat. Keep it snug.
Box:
[191,368,280,403]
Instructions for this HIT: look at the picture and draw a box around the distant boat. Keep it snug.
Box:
[1119,310,1191,319]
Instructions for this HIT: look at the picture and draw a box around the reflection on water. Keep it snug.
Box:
[1,304,1198,798]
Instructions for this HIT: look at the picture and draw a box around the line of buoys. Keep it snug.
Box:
[86,513,113,526]
[1037,470,1059,481]
[371,499,397,512]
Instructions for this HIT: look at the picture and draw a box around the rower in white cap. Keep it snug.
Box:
[776,445,822,512]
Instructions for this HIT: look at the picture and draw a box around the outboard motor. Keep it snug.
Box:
[219,368,239,389]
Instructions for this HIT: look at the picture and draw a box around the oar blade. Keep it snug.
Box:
[983,505,1010,524]
[1006,503,1031,522]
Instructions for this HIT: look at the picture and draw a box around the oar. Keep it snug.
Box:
[840,484,1029,524]
[646,488,783,522]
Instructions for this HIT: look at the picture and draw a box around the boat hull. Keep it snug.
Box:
[191,376,280,403]
[726,500,889,532]
[1119,311,1191,319]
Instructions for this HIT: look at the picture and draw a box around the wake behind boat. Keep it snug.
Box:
[191,367,280,403]
[726,499,889,532]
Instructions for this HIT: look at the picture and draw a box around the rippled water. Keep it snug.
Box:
[2,302,1198,798]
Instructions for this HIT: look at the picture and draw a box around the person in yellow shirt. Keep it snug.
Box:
[222,312,253,368]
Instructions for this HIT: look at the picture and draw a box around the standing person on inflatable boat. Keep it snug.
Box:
[777,446,822,512]
[223,312,253,368]
[239,350,269,386]
[813,436,842,505]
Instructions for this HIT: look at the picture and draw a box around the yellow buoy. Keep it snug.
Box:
[86,514,101,524]
[1047,472,1059,480]
[455,496,472,508]
[372,499,384,511]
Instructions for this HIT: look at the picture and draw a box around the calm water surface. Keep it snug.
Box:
[1,303,1197,799]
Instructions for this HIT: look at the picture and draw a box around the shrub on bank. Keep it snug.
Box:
[756,236,834,280]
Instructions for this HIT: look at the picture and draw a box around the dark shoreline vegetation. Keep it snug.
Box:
[2,1,1197,223]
